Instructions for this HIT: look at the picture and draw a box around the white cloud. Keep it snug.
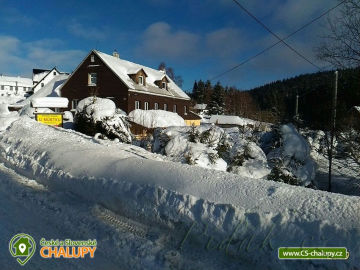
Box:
[138,22,201,60]
[68,20,108,40]
[0,6,36,26]
[205,28,246,59]
[0,35,85,77]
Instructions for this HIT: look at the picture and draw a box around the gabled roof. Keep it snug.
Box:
[32,67,59,90]
[93,50,190,100]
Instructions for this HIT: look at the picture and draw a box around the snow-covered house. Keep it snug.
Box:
[0,75,32,96]
[60,50,201,125]
[193,103,207,114]
[32,68,69,93]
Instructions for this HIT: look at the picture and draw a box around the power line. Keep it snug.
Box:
[210,0,346,81]
[231,0,321,69]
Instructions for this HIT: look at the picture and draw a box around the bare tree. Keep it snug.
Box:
[316,0,360,68]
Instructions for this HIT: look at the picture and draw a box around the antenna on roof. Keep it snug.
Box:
[113,49,120,58]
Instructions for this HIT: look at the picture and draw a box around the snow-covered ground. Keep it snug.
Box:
[0,114,359,269]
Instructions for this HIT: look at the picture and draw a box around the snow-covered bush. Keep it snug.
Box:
[74,97,132,143]
[266,124,317,187]
[153,124,270,178]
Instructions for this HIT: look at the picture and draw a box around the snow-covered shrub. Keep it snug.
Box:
[153,125,270,178]
[266,124,317,187]
[267,159,300,186]
[187,124,200,143]
[227,138,270,179]
[74,97,132,143]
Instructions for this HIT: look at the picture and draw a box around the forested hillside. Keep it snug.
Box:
[192,67,360,129]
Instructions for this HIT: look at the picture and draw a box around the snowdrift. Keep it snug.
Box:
[0,117,359,269]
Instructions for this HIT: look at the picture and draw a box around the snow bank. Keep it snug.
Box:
[31,97,69,108]
[0,117,359,269]
[129,109,185,128]
[77,97,116,121]
[0,104,18,131]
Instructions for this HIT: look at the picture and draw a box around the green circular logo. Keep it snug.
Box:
[9,233,36,266]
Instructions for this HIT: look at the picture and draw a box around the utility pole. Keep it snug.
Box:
[328,70,338,192]
[295,94,299,121]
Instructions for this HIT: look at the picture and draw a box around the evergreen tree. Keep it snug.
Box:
[192,81,199,101]
[208,82,225,115]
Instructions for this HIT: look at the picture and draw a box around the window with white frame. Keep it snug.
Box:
[162,82,167,89]
[88,73,97,86]
[173,104,177,113]
[184,106,187,115]
[138,76,144,85]
[154,103,159,110]
[72,99,79,110]
[91,55,95,62]
[135,100,140,109]
[164,103,167,111]
[144,101,149,110]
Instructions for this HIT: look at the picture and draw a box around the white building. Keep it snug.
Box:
[0,75,33,97]
[32,68,69,93]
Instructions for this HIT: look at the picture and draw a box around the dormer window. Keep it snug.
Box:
[91,55,95,62]
[138,76,144,86]
[162,82,167,90]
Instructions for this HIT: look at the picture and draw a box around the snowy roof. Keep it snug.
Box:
[33,70,50,83]
[0,75,32,86]
[194,103,207,110]
[210,115,256,126]
[31,97,69,108]
[129,109,186,128]
[93,50,190,100]
[14,74,69,107]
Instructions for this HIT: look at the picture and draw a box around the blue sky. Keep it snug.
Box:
[0,0,338,92]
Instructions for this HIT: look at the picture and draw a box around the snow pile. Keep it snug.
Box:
[153,125,270,178]
[129,109,185,128]
[75,97,131,143]
[0,117,359,269]
[267,124,317,186]
[31,97,69,108]
[0,104,19,131]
